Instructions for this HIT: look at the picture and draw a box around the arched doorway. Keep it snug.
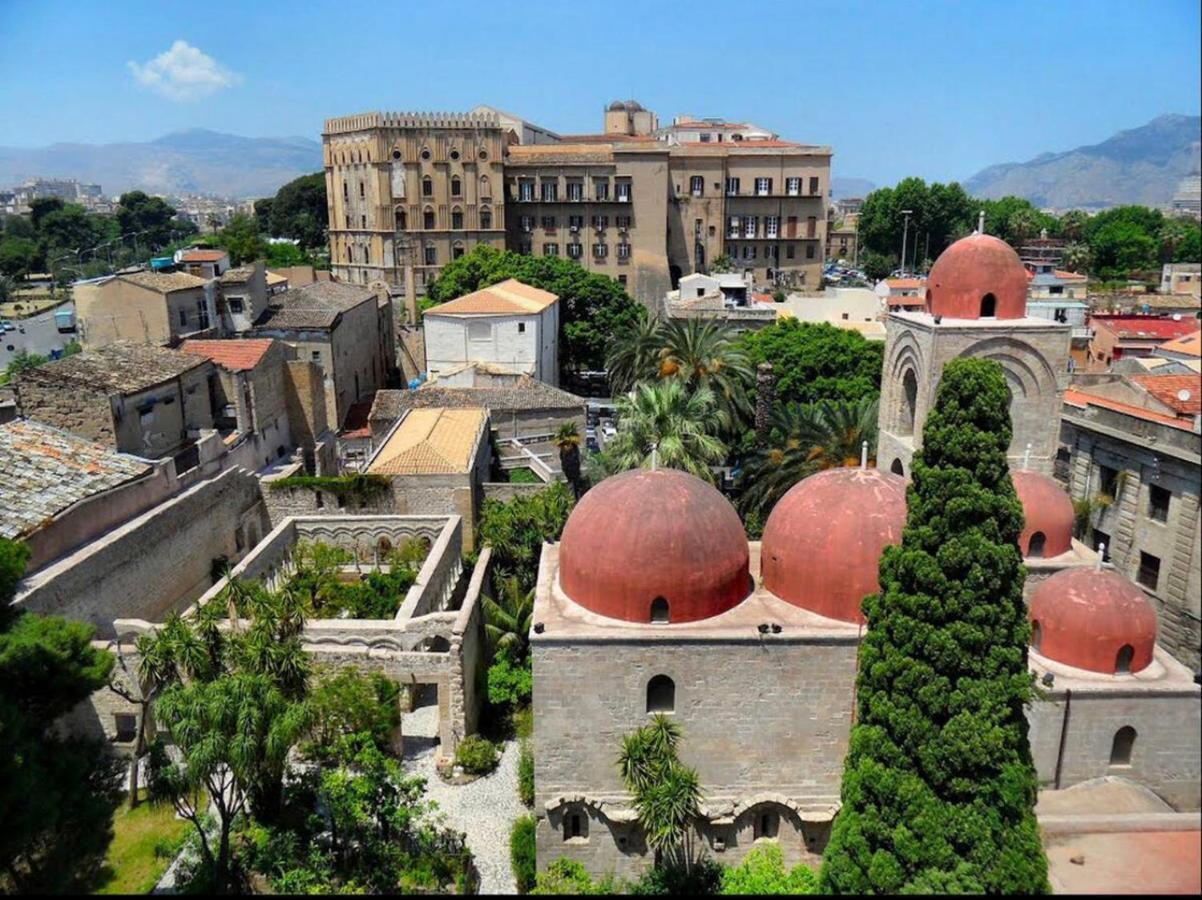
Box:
[981,293,997,317]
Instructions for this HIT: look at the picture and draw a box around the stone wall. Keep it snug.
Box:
[12,376,116,446]
[14,467,268,636]
[532,637,857,879]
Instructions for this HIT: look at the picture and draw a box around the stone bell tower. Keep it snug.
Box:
[876,232,1071,478]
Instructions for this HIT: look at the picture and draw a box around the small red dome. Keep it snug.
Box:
[1012,470,1075,558]
[1029,568,1158,674]
[557,468,751,623]
[761,468,907,623]
[926,233,1028,319]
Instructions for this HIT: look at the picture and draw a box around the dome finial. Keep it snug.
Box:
[1097,542,1106,571]
[1023,442,1032,470]
[978,210,986,234]
[861,440,869,469]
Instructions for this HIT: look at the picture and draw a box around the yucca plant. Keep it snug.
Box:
[483,574,535,657]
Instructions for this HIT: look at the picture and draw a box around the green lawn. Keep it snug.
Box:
[91,793,191,895]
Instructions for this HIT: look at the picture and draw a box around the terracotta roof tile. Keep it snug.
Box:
[1158,330,1202,356]
[424,278,558,316]
[370,376,584,422]
[0,419,152,540]
[180,249,229,262]
[119,270,208,293]
[1092,316,1197,340]
[367,407,486,475]
[180,338,276,372]
[20,341,209,393]
[1064,388,1194,430]
[1131,374,1202,415]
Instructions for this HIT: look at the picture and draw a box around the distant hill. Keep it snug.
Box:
[964,114,1201,210]
[832,177,876,200]
[0,129,323,199]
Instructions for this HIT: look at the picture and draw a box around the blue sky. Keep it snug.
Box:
[1,0,1198,185]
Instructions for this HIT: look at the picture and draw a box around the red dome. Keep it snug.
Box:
[1029,568,1158,674]
[926,233,1028,319]
[761,467,907,623]
[1012,470,1075,558]
[557,468,751,624]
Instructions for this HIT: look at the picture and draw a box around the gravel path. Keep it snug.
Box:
[403,694,524,895]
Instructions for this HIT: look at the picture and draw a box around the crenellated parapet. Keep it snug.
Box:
[324,110,503,135]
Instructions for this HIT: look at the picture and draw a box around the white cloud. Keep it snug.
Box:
[127,40,241,102]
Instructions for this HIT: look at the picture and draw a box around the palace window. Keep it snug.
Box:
[690,175,704,197]
[519,180,535,202]
[543,243,559,256]
[423,209,435,229]
[615,181,631,202]
[727,216,740,239]
[542,216,556,231]
[422,177,433,198]
[592,243,608,259]
[594,178,610,201]
[541,180,558,202]
[480,207,492,229]
[725,177,740,196]
[786,177,800,196]
[1137,552,1160,590]
[423,245,436,265]
[755,177,772,196]
[766,216,779,239]
[569,215,583,230]
[1148,484,1170,522]
[450,177,461,197]
[567,243,583,260]
[745,216,757,238]
[451,208,464,230]
[567,181,583,202]
[617,242,631,261]
[809,176,820,194]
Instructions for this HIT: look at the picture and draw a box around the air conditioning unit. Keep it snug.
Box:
[570,225,579,232]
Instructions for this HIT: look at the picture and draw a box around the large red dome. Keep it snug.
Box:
[557,468,751,624]
[1029,567,1158,675]
[1012,470,1075,558]
[925,233,1028,320]
[761,467,907,623]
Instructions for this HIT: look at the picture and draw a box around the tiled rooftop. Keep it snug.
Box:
[367,407,487,475]
[370,376,584,423]
[20,341,209,393]
[180,338,276,372]
[179,249,229,262]
[1092,316,1198,341]
[1064,388,1195,431]
[119,270,209,293]
[254,280,376,330]
[218,265,257,284]
[0,419,153,540]
[1159,330,1202,357]
[424,278,558,317]
[1131,374,1202,415]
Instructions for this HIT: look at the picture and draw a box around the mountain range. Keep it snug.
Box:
[964,114,1201,210]
[0,129,323,199]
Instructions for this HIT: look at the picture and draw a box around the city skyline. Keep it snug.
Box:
[0,0,1198,187]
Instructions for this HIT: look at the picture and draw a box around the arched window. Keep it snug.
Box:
[422,176,433,198]
[690,175,704,197]
[646,675,675,713]
[363,245,370,265]
[1109,726,1136,765]
[900,369,918,436]
[891,458,904,476]
[650,596,669,624]
[563,810,588,841]
[423,208,435,229]
[1028,531,1047,558]
[346,246,352,262]
[359,181,365,199]
[1115,644,1134,674]
[1031,619,1042,652]
[377,537,392,559]
[451,207,464,230]
[450,177,462,197]
[480,175,491,199]
[395,208,407,230]
[981,292,997,317]
[480,207,492,230]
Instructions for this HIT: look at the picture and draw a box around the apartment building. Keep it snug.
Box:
[324,101,831,302]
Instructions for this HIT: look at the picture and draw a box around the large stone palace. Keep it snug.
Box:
[321,103,832,304]
[528,233,1202,880]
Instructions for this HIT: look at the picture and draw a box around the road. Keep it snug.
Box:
[0,301,76,369]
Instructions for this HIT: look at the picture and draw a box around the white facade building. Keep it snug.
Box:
[423,278,560,385]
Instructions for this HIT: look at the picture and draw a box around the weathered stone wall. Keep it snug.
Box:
[14,468,268,636]
[1028,681,1201,810]
[12,376,116,446]
[532,637,857,879]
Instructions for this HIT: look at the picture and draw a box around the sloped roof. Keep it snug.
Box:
[424,278,558,317]
[254,280,375,330]
[218,265,257,284]
[1064,388,1194,431]
[21,341,209,393]
[180,338,276,372]
[370,375,585,424]
[1159,330,1202,357]
[1093,316,1197,341]
[119,270,208,293]
[180,249,229,262]
[0,419,153,540]
[367,407,486,475]
[1131,374,1202,415]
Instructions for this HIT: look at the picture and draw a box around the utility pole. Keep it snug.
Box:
[900,209,913,276]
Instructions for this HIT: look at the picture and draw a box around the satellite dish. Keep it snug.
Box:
[1172,313,1182,321]
[1179,389,1192,403]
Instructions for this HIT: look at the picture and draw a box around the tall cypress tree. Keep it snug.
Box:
[821,358,1048,894]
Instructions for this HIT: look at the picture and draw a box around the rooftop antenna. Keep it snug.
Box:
[1023,442,1032,470]
[861,440,869,469]
[1096,542,1106,571]
[978,210,986,234]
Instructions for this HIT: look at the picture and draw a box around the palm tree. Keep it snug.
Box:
[739,396,879,517]
[618,715,702,871]
[657,318,753,434]
[554,422,583,498]
[483,575,534,656]
[606,314,664,394]
[602,380,727,482]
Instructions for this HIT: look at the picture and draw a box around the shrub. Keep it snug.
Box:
[630,857,722,895]
[720,843,817,894]
[487,642,533,709]
[518,740,535,807]
[532,858,616,895]
[303,668,401,759]
[454,735,499,775]
[510,815,537,893]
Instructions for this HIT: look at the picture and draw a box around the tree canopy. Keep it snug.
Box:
[426,244,644,373]
[737,319,884,407]
[820,358,1047,894]
[263,172,328,248]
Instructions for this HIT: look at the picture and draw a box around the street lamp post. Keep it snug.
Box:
[900,210,913,277]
